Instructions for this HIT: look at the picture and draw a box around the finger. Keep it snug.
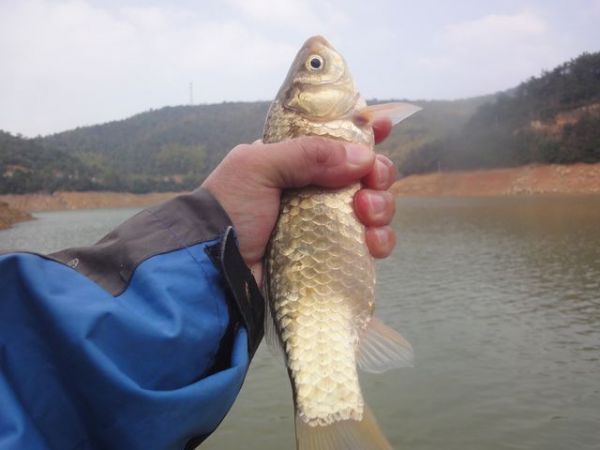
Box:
[354,189,395,227]
[362,154,397,190]
[373,119,392,144]
[366,226,396,258]
[247,137,375,189]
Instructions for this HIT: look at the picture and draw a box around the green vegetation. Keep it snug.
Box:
[38,102,269,193]
[0,131,97,193]
[1,50,598,193]
[401,51,600,175]
[0,99,484,193]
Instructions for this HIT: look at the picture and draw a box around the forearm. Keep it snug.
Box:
[0,188,263,450]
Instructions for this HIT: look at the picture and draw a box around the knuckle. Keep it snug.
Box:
[226,143,258,168]
[379,155,397,180]
[298,137,342,167]
[229,143,252,158]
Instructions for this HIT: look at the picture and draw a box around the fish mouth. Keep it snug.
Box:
[303,35,333,52]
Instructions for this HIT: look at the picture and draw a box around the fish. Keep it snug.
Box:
[262,35,420,450]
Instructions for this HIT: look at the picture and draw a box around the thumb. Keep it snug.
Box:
[252,137,375,189]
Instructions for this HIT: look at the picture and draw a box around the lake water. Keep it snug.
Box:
[1,197,599,450]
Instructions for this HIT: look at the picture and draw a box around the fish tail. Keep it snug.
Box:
[295,405,394,450]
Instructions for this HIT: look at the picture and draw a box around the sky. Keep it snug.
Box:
[1,0,599,137]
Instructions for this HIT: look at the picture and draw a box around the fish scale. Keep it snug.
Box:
[268,185,375,427]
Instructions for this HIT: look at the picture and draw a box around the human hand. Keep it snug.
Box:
[202,120,396,284]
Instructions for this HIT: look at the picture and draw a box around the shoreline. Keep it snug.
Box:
[0,202,33,230]
[392,163,600,197]
[2,162,600,229]
[0,191,180,230]
[0,191,181,214]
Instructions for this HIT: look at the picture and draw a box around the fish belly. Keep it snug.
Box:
[267,183,375,426]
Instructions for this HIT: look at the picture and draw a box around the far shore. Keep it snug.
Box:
[0,202,33,230]
[0,191,181,214]
[392,162,600,197]
[1,162,600,230]
[0,191,180,230]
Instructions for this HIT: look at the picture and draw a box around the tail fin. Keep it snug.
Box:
[295,406,393,450]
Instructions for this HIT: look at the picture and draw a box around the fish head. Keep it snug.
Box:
[276,35,359,121]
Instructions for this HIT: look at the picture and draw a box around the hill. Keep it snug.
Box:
[41,98,488,193]
[1,49,598,194]
[374,96,493,166]
[401,51,600,175]
[0,130,97,193]
[40,102,270,193]
[0,96,482,194]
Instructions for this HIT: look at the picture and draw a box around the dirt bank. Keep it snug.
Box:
[0,191,180,214]
[2,163,599,229]
[0,202,33,230]
[392,163,600,197]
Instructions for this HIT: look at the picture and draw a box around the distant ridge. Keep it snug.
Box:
[401,51,600,174]
[1,97,486,193]
[1,50,598,194]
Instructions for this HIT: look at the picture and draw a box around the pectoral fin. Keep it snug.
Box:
[353,102,422,127]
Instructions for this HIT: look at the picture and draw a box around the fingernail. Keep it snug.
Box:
[374,227,389,246]
[345,144,371,166]
[368,192,386,216]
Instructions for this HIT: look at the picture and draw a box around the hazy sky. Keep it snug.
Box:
[1,0,599,137]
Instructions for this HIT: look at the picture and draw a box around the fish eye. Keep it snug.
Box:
[307,55,324,71]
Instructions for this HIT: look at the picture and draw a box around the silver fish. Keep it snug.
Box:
[263,35,420,450]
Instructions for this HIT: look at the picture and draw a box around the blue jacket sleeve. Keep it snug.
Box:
[0,189,264,450]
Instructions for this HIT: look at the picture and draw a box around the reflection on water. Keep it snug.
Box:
[370,197,600,450]
[211,196,600,450]
[1,197,599,450]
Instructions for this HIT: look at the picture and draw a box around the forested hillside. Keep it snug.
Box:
[41,102,269,193]
[1,50,598,194]
[0,97,483,193]
[375,96,493,165]
[401,51,600,175]
[0,131,97,193]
